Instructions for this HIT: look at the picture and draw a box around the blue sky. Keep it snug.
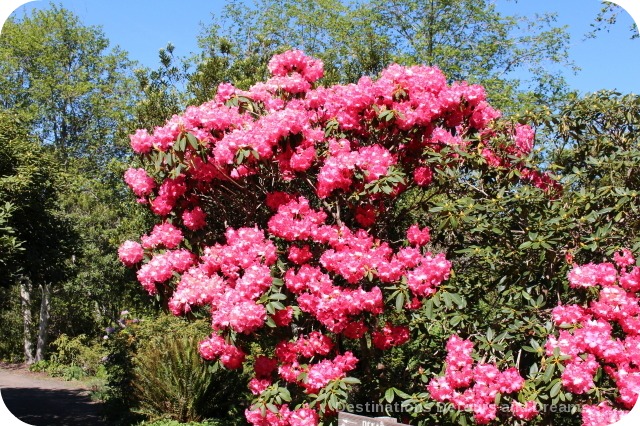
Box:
[6,0,640,95]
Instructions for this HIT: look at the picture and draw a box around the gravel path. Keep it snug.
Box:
[0,364,106,426]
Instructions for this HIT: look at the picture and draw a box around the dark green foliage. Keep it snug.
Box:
[103,314,247,425]
[136,420,227,426]
[0,202,21,271]
[52,159,156,339]
[0,285,23,361]
[132,336,222,422]
[544,91,640,257]
[0,110,74,285]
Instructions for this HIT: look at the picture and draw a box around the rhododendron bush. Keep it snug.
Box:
[119,50,637,425]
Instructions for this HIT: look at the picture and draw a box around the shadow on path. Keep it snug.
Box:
[1,386,106,426]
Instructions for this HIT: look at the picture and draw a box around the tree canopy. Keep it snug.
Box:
[0,4,138,168]
[190,0,574,112]
[0,110,74,288]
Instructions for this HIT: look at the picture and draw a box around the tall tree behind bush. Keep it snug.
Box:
[191,0,574,112]
[0,4,150,360]
[0,110,75,362]
[0,3,138,169]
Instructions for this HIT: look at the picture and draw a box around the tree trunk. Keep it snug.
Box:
[35,282,51,362]
[20,276,34,364]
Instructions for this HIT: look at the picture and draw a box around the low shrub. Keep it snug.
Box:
[132,335,221,422]
[102,312,248,424]
[135,420,225,426]
[49,333,106,377]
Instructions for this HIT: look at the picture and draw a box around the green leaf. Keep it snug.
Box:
[442,292,453,309]
[154,152,163,171]
[424,299,434,319]
[186,133,199,150]
[279,387,292,402]
[395,292,405,312]
[519,241,533,249]
[543,363,556,382]
[265,302,276,315]
[384,388,395,403]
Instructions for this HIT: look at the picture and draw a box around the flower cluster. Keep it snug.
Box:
[268,49,324,83]
[372,323,410,350]
[169,227,277,334]
[141,222,183,249]
[274,349,358,395]
[546,250,640,418]
[124,167,155,198]
[245,403,319,426]
[199,334,245,369]
[407,224,431,247]
[117,240,144,267]
[316,142,396,198]
[136,249,196,294]
[427,335,536,424]
[124,50,552,232]
[581,402,628,426]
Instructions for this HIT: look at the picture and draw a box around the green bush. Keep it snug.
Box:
[102,313,247,425]
[132,335,221,422]
[135,420,225,426]
[29,358,97,382]
[50,333,106,375]
[28,360,50,372]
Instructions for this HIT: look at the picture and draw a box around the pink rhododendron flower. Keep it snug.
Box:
[513,123,534,156]
[414,166,433,187]
[124,167,155,197]
[582,402,628,426]
[427,335,525,423]
[407,225,431,246]
[511,401,539,421]
[118,240,144,267]
[249,378,271,395]
[372,323,410,350]
[182,206,207,231]
[141,222,183,249]
[614,248,635,268]
[129,128,154,154]
[268,49,324,83]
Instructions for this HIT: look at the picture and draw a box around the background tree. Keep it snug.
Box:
[190,0,574,113]
[544,91,640,256]
[0,109,76,362]
[0,4,153,362]
[0,3,138,169]
[134,43,189,131]
[587,2,639,40]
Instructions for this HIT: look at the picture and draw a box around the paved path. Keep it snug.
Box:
[0,364,106,425]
